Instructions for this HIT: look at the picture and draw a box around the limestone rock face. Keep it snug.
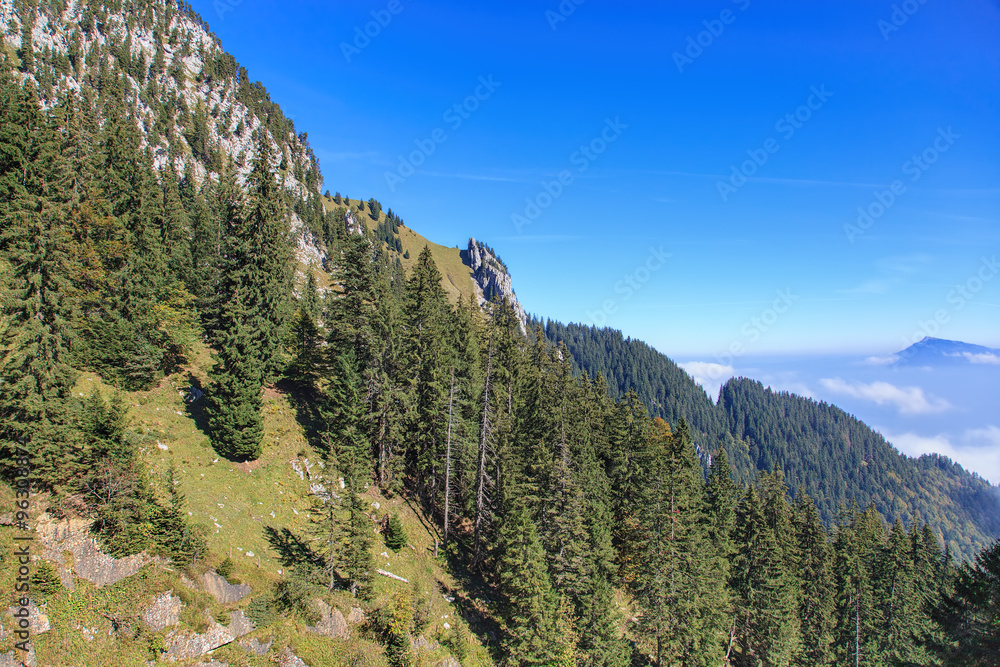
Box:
[307,600,349,639]
[462,238,527,332]
[202,571,252,604]
[0,643,35,667]
[141,592,182,631]
[163,611,254,661]
[345,209,365,236]
[36,516,157,589]
[239,636,273,656]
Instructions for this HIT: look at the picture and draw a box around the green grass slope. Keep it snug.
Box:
[0,342,493,666]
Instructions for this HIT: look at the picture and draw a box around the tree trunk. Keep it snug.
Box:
[443,368,455,545]
[474,341,494,562]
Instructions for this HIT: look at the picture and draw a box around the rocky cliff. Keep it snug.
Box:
[462,237,527,332]
[2,0,327,266]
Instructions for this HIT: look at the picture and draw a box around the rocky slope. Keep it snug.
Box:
[2,0,328,273]
[462,238,527,332]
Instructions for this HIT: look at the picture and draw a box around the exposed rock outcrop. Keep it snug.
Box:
[462,238,527,332]
[239,636,273,656]
[163,611,254,661]
[2,2,322,199]
[307,600,349,639]
[0,643,35,667]
[202,571,252,605]
[141,592,182,631]
[344,208,365,236]
[4,603,48,635]
[347,606,365,625]
[36,516,159,590]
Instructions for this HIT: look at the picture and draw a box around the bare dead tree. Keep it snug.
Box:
[443,367,455,545]
[474,339,496,562]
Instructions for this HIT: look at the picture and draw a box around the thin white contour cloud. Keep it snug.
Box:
[820,378,952,415]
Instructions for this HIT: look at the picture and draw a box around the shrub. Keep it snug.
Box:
[216,556,235,580]
[31,561,62,596]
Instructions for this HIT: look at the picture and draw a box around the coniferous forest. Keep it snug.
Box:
[0,1,998,666]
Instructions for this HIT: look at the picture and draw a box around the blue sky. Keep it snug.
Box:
[195,0,999,358]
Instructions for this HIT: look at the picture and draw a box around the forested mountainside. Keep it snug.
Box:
[533,318,732,449]
[718,379,1000,560]
[1,1,998,666]
[540,319,1000,560]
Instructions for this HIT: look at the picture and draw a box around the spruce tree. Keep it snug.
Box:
[403,245,453,499]
[832,504,884,667]
[0,73,82,488]
[240,134,293,382]
[342,487,374,600]
[931,539,1000,665]
[320,349,372,487]
[792,492,835,666]
[498,501,577,666]
[732,484,800,666]
[634,419,728,666]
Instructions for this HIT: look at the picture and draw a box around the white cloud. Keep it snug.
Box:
[820,378,952,415]
[880,427,1000,484]
[679,362,735,402]
[962,352,1000,365]
[864,354,899,366]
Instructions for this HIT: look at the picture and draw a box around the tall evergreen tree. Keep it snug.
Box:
[634,419,728,666]
[931,539,1000,666]
[732,483,800,666]
[792,492,835,666]
[498,501,577,667]
[0,73,82,488]
[403,245,453,500]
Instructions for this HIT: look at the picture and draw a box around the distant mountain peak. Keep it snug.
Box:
[894,337,1000,367]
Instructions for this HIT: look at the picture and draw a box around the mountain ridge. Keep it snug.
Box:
[893,336,1000,367]
[539,319,1000,558]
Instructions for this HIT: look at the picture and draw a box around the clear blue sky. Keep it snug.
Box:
[193,0,1000,358]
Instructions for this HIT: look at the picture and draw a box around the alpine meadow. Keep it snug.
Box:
[0,1,998,667]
